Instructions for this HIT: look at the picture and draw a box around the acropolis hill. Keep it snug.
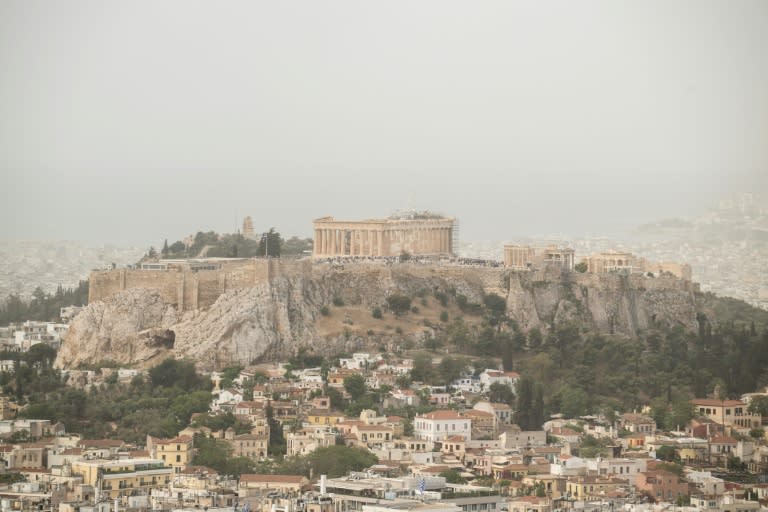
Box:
[55,210,708,370]
[61,258,702,371]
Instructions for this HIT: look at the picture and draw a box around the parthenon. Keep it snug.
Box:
[313,212,455,258]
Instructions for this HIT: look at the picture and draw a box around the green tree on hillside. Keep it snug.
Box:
[387,294,412,315]
[343,374,367,401]
[258,228,282,257]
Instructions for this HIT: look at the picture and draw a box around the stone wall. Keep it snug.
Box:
[89,259,315,311]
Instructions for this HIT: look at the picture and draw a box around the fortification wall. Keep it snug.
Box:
[88,270,125,303]
[87,259,294,310]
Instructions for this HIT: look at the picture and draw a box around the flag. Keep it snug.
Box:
[417,478,426,495]
[242,502,250,512]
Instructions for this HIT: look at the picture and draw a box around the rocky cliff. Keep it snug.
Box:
[55,264,702,370]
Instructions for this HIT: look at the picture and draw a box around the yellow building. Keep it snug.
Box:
[306,410,346,426]
[146,435,194,472]
[566,476,628,499]
[691,399,761,430]
[71,458,174,499]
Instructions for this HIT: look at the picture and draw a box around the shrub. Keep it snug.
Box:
[320,306,330,316]
[440,311,449,322]
[372,307,383,319]
[411,306,420,314]
[332,296,345,307]
[387,294,412,315]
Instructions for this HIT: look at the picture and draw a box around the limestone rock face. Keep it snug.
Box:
[55,288,179,369]
[56,266,701,370]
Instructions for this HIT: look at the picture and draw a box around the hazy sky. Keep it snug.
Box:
[2,1,766,246]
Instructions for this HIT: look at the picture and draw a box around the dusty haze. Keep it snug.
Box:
[1,1,766,244]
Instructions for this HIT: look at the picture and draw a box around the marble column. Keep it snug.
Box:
[367,229,375,256]
[355,230,361,256]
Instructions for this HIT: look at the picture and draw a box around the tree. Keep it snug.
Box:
[437,356,466,384]
[266,405,286,456]
[387,294,412,315]
[258,228,282,257]
[325,387,343,409]
[439,469,467,484]
[656,445,678,462]
[25,343,57,369]
[489,383,515,406]
[410,353,433,382]
[483,293,507,328]
[748,396,768,417]
[343,374,366,401]
[161,239,169,257]
[575,262,588,273]
[514,377,534,429]
[528,328,543,349]
[169,240,186,254]
[149,359,205,391]
[306,445,378,478]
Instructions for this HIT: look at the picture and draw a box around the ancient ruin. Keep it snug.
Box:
[581,251,692,280]
[312,212,455,258]
[242,216,255,239]
[503,245,575,271]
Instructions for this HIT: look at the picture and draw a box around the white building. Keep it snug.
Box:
[211,389,243,412]
[414,410,471,442]
[12,321,68,351]
[451,376,482,394]
[479,369,519,392]
[339,353,383,370]
[584,457,648,486]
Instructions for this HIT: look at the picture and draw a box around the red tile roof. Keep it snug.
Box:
[691,398,746,407]
[419,410,463,420]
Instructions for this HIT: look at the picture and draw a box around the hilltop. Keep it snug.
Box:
[57,262,701,371]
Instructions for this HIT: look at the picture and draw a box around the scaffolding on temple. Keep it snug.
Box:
[451,218,460,256]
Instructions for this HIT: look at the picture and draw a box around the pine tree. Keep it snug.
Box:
[514,376,534,430]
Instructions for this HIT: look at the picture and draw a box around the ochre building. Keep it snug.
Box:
[313,213,455,258]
